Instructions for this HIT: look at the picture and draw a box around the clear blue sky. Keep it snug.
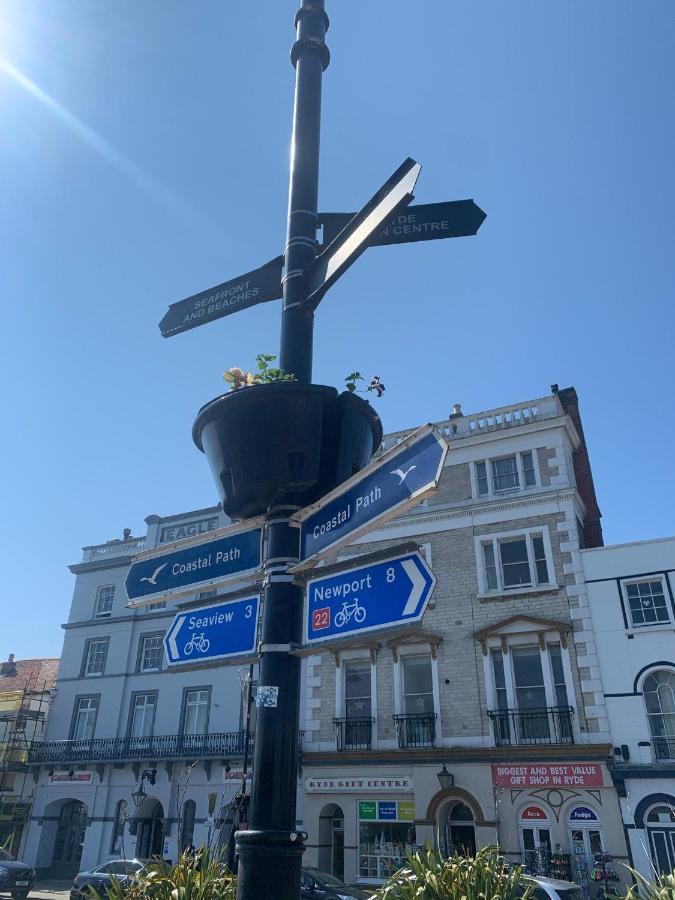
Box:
[1,1,674,660]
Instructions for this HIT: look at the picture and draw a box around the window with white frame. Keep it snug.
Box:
[478,530,552,594]
[643,670,675,760]
[474,451,537,498]
[402,656,434,714]
[624,578,671,628]
[486,639,573,745]
[94,584,115,617]
[83,638,109,676]
[72,696,99,740]
[138,634,163,671]
[182,688,210,735]
[129,692,157,738]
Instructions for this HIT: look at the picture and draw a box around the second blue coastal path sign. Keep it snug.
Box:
[164,595,260,666]
[125,519,264,608]
[305,550,436,645]
[290,424,448,570]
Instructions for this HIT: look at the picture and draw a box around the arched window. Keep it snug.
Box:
[180,799,196,853]
[111,799,127,854]
[646,804,675,874]
[643,671,675,760]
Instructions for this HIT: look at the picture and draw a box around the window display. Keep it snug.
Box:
[358,799,416,881]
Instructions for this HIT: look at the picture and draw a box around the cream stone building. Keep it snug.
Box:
[299,385,629,891]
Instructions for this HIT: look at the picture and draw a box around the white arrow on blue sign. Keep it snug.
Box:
[164,595,259,666]
[305,551,436,644]
[125,520,263,608]
[290,424,448,570]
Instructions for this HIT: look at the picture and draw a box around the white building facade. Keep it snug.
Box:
[581,536,675,883]
[23,509,254,878]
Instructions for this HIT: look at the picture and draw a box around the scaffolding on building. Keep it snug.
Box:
[0,671,52,857]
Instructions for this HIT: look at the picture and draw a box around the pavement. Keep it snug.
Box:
[26,881,71,900]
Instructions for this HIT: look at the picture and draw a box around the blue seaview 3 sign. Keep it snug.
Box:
[305,550,436,644]
[164,595,259,666]
[291,425,448,570]
[125,521,263,608]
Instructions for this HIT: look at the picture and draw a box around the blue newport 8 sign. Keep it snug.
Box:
[125,522,263,607]
[305,551,436,644]
[292,425,448,570]
[164,595,260,666]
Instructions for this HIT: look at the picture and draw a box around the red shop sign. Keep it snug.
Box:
[492,764,603,788]
[521,805,548,820]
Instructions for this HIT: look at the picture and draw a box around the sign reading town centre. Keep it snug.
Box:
[164,595,259,666]
[305,550,436,644]
[318,200,487,249]
[125,520,263,607]
[290,424,448,570]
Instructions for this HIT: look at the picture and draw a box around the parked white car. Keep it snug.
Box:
[526,876,585,900]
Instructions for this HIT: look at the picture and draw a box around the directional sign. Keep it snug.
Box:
[304,157,421,308]
[318,200,486,248]
[290,424,448,570]
[164,595,259,666]
[125,521,263,607]
[305,551,435,644]
[159,255,283,337]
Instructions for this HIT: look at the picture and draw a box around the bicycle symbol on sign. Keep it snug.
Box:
[334,598,366,629]
[184,632,210,655]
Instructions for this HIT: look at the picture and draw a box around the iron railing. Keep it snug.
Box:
[487,706,575,746]
[333,717,374,751]
[393,713,437,748]
[28,731,248,764]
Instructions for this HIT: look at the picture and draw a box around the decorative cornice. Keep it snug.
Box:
[355,489,586,542]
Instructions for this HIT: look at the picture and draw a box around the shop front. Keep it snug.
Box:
[492,762,629,896]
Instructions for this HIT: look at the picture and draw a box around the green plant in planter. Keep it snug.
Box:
[372,845,534,900]
[93,849,236,900]
[345,372,385,398]
[223,354,386,398]
[223,353,296,390]
[625,866,675,899]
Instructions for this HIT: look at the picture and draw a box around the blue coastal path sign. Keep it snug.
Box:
[164,595,260,666]
[290,424,448,570]
[125,519,264,608]
[305,550,436,645]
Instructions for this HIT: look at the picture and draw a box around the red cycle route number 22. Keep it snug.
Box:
[312,607,330,631]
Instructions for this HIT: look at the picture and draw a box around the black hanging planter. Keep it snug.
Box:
[192,383,383,519]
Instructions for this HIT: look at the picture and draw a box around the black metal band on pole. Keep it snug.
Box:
[235,5,328,899]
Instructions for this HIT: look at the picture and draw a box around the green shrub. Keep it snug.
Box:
[95,850,236,900]
[625,866,675,899]
[371,845,534,900]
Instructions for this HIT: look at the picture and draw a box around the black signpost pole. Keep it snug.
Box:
[234,4,329,899]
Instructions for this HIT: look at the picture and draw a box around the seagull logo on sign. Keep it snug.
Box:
[390,465,416,485]
[140,563,168,586]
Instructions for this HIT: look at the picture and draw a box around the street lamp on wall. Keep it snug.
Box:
[437,764,454,791]
[132,768,157,808]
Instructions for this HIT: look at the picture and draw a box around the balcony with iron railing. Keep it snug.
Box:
[393,713,437,749]
[333,717,374,751]
[28,731,249,764]
[487,707,575,746]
